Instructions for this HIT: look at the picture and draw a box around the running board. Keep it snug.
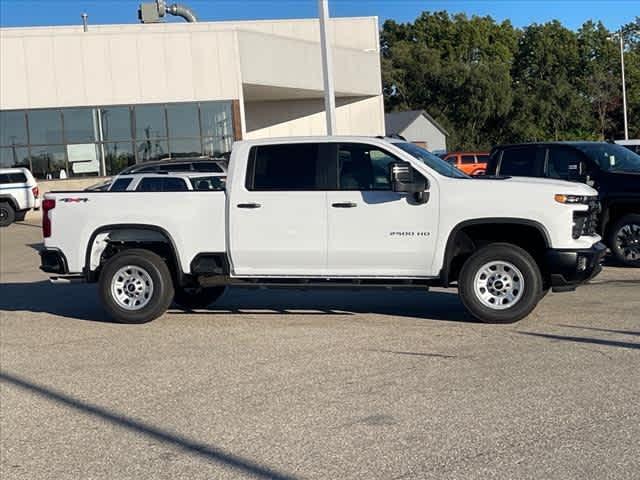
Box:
[199,276,439,289]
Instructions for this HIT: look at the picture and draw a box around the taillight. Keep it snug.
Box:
[32,186,39,198]
[42,198,55,238]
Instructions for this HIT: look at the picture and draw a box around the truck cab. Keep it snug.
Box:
[40,137,605,324]
[487,142,640,266]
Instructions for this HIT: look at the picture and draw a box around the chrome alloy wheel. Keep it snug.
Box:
[111,265,154,311]
[615,223,640,262]
[473,260,525,310]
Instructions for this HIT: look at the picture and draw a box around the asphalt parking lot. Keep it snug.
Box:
[1,218,639,480]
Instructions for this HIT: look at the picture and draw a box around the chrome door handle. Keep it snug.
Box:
[237,202,261,209]
[331,202,357,208]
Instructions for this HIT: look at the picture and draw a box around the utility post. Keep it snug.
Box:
[619,31,629,140]
[318,0,336,135]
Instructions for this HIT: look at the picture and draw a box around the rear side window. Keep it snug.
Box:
[190,176,225,191]
[498,147,544,176]
[110,178,132,191]
[0,172,28,184]
[193,162,223,173]
[246,144,321,191]
[461,155,475,165]
[137,177,189,192]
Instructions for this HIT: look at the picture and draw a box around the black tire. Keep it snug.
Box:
[174,286,226,309]
[98,249,174,324]
[607,214,640,267]
[458,243,542,324]
[0,202,15,227]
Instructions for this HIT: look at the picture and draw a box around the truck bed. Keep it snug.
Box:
[43,191,227,274]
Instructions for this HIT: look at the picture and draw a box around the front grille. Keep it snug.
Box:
[572,199,600,239]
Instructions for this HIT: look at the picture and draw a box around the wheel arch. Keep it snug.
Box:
[440,218,552,287]
[84,224,184,285]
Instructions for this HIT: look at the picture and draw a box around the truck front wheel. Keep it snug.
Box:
[458,243,542,323]
[174,286,226,309]
[607,214,640,267]
[99,249,175,324]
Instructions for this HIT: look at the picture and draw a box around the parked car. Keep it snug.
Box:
[0,168,39,227]
[487,142,640,266]
[40,136,604,325]
[118,157,227,175]
[108,172,226,192]
[442,152,489,176]
[615,139,640,155]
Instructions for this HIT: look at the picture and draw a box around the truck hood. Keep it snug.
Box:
[476,176,598,195]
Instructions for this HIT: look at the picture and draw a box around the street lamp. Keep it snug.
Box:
[618,30,629,141]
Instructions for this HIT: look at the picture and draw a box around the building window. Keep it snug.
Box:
[100,107,133,141]
[104,142,135,176]
[0,146,30,169]
[28,109,64,145]
[0,110,28,147]
[0,100,235,178]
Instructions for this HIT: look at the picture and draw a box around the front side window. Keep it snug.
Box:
[461,155,475,165]
[546,147,583,179]
[337,143,397,190]
[247,143,321,191]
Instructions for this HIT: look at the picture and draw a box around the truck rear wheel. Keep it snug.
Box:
[99,249,174,324]
[607,214,640,267]
[458,243,542,323]
[0,202,15,227]
[174,286,226,309]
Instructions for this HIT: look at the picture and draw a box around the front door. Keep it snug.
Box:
[229,142,328,276]
[326,143,439,277]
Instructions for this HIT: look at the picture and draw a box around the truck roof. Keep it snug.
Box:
[235,136,399,146]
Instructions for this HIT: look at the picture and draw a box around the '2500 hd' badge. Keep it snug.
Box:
[389,231,430,237]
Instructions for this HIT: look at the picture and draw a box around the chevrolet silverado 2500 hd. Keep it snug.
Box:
[40,137,605,324]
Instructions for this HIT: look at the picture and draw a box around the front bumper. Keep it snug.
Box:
[40,248,69,275]
[544,242,607,292]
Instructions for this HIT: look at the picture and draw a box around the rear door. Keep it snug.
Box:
[497,146,545,177]
[326,142,438,277]
[229,143,329,276]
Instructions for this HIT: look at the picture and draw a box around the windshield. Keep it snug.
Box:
[393,142,469,178]
[574,143,640,173]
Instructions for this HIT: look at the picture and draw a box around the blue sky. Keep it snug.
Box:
[0,1,638,30]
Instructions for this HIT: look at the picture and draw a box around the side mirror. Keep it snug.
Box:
[389,162,429,203]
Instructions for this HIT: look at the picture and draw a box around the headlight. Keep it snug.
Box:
[554,194,593,205]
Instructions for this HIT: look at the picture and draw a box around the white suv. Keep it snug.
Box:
[0,167,39,226]
[107,172,226,192]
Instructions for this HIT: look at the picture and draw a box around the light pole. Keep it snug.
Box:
[619,30,629,140]
[318,0,336,135]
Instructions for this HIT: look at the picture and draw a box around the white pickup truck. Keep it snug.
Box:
[40,136,605,324]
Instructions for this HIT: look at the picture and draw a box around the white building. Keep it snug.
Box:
[0,17,384,179]
[385,110,448,152]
